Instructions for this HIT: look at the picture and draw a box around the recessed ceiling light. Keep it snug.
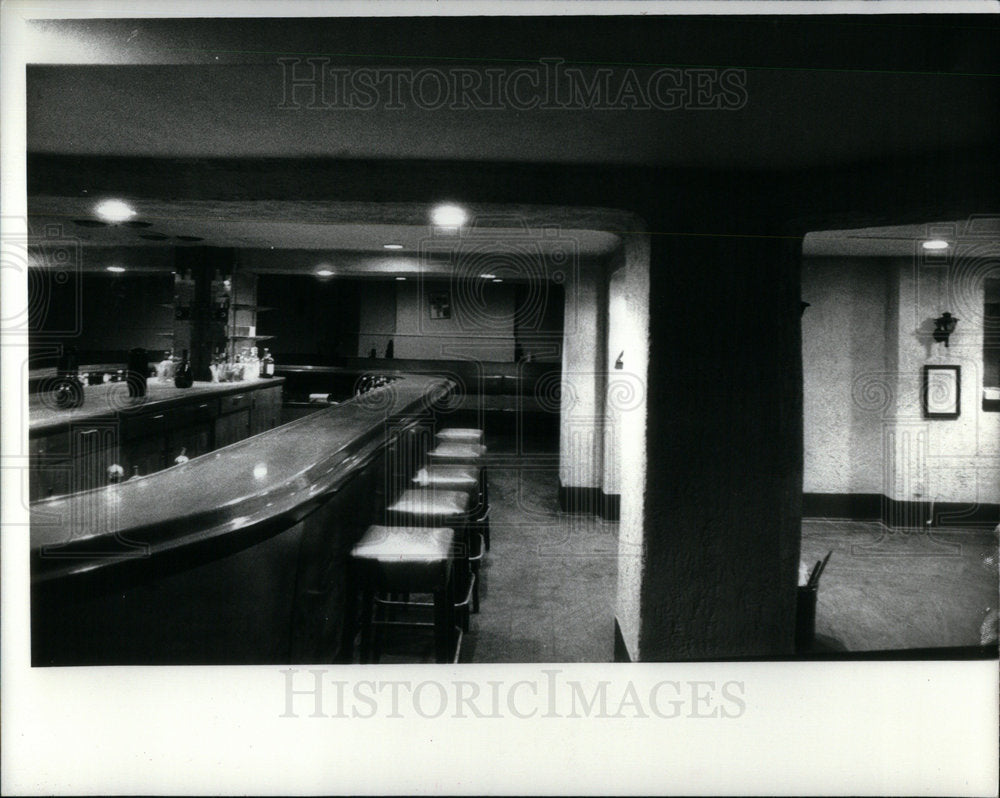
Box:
[479,273,497,279]
[922,239,949,250]
[383,244,404,250]
[316,269,334,277]
[94,199,136,223]
[431,204,467,227]
[492,278,503,283]
[106,265,126,273]
[395,276,407,281]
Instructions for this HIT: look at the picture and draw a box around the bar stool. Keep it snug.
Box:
[435,427,485,445]
[426,441,487,464]
[412,464,490,552]
[386,487,482,622]
[350,525,458,664]
[425,441,491,551]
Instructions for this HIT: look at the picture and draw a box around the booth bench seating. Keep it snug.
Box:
[277,359,560,439]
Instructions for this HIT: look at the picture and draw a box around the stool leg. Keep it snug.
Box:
[458,528,473,630]
[359,587,375,664]
[373,593,385,663]
[338,567,361,664]
[480,470,491,551]
[471,531,482,614]
[480,514,490,553]
[433,578,454,664]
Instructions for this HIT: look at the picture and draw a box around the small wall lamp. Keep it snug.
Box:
[932,312,959,347]
[614,351,624,370]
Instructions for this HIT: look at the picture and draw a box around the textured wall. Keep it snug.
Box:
[803,255,1000,507]
[888,258,1000,506]
[358,279,516,361]
[612,233,650,662]
[802,258,890,494]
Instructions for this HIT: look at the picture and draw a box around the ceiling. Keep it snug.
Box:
[24,16,1000,170]
[22,16,1000,267]
[803,216,1000,257]
[27,197,624,274]
[30,197,999,267]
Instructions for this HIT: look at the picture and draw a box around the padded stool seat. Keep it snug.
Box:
[426,442,487,464]
[350,525,457,663]
[388,488,471,519]
[351,525,454,593]
[386,487,482,619]
[436,428,484,445]
[412,465,480,490]
[412,465,490,551]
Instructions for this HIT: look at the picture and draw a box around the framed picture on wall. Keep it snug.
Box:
[922,364,961,419]
[428,291,451,319]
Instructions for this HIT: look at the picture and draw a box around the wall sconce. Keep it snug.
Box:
[932,312,959,347]
[614,351,624,370]
[800,301,811,316]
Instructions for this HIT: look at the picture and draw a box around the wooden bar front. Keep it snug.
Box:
[30,374,452,666]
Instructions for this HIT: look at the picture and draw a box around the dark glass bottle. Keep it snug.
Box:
[259,348,274,378]
[174,349,194,388]
[385,339,394,359]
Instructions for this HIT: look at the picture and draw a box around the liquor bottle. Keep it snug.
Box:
[174,349,194,388]
[385,339,394,359]
[260,348,275,378]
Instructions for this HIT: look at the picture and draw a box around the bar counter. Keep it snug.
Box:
[30,373,453,665]
[29,375,284,436]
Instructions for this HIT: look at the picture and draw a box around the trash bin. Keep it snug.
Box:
[795,585,817,651]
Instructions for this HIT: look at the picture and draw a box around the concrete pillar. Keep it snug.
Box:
[629,234,803,660]
[612,233,650,661]
[558,265,608,513]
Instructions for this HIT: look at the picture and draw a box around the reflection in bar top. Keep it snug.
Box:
[30,375,453,582]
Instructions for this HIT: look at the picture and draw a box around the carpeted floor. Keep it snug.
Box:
[460,460,619,663]
[801,518,998,652]
[372,456,620,663]
[373,446,998,663]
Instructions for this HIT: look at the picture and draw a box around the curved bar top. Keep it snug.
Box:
[31,374,452,584]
